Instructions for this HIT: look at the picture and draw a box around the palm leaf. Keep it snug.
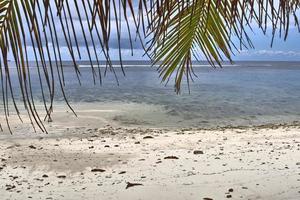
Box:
[146,0,300,93]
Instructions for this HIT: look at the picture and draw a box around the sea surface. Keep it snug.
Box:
[3,61,300,128]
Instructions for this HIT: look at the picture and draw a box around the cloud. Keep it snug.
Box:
[234,49,300,61]
[240,50,300,57]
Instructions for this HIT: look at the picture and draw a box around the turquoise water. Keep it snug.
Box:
[4,61,300,128]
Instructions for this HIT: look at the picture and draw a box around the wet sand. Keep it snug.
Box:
[1,124,300,199]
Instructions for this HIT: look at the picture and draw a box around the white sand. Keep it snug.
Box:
[0,104,300,200]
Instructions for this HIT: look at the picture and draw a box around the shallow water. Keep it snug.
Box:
[3,61,300,128]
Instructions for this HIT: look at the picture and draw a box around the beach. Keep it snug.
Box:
[1,104,300,200]
[2,63,300,199]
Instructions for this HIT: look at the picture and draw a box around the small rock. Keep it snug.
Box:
[28,145,37,149]
[203,198,213,200]
[164,156,179,160]
[193,150,204,155]
[228,188,234,192]
[57,175,66,179]
[91,169,106,173]
[6,184,16,191]
[143,136,154,139]
[226,194,232,198]
[42,174,49,178]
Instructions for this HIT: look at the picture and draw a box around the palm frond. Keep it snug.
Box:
[0,0,140,133]
[146,0,300,93]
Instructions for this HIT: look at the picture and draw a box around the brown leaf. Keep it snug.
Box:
[126,182,143,189]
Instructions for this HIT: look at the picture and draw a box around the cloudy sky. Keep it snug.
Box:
[18,1,300,62]
[235,26,300,61]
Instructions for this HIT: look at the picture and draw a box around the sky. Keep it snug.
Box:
[15,1,300,62]
[235,26,300,61]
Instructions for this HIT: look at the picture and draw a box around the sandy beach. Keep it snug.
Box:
[1,104,300,200]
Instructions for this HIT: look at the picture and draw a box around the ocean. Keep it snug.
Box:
[3,61,300,128]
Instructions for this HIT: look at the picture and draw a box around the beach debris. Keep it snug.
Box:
[6,184,16,191]
[193,150,204,155]
[28,145,37,149]
[126,182,143,189]
[91,168,106,173]
[164,156,179,160]
[6,144,21,149]
[143,136,154,139]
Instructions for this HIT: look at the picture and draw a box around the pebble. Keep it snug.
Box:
[91,169,106,173]
[143,136,154,139]
[28,145,37,149]
[193,150,204,155]
[164,156,179,160]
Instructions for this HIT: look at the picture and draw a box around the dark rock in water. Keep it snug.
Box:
[91,168,106,173]
[164,156,179,160]
[228,188,234,192]
[28,145,37,149]
[203,198,214,200]
[126,182,143,189]
[143,136,154,139]
[193,150,204,155]
[57,175,66,179]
